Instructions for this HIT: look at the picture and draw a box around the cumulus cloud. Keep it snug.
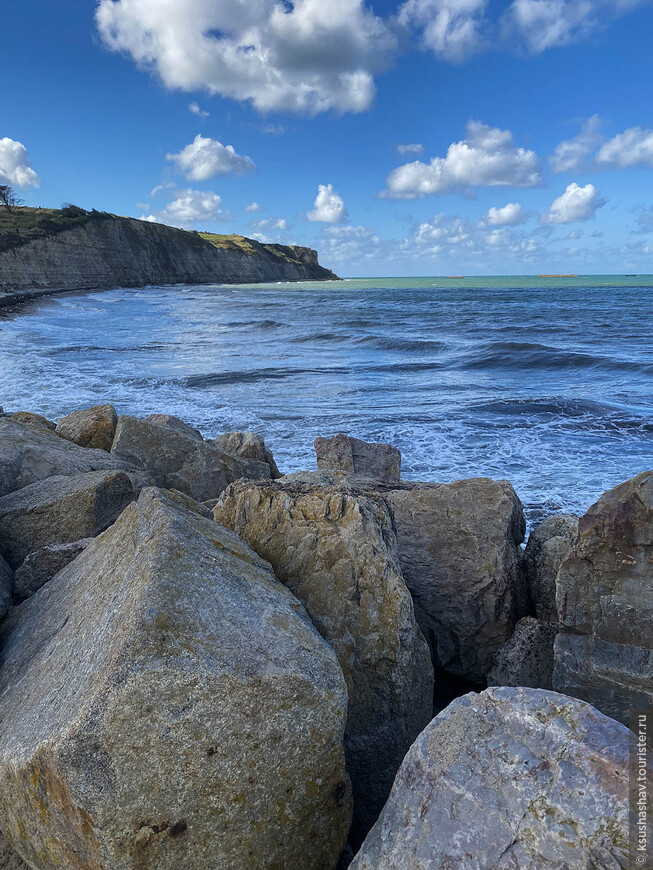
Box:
[596,126,653,168]
[541,182,606,224]
[482,201,526,226]
[398,0,488,62]
[188,101,209,118]
[549,115,602,173]
[96,0,394,115]
[141,188,224,228]
[0,138,40,188]
[245,201,262,212]
[382,121,541,199]
[307,183,348,223]
[320,224,384,263]
[167,135,255,181]
[396,143,425,155]
[251,217,289,232]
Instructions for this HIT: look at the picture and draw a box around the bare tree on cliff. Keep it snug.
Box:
[0,184,24,213]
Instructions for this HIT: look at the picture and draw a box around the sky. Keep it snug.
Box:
[2,0,653,276]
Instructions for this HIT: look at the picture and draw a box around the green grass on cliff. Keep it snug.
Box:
[199,232,301,265]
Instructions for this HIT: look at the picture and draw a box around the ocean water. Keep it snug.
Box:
[1,275,652,529]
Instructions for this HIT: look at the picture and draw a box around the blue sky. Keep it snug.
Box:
[2,0,653,275]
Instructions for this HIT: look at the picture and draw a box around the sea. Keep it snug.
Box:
[1,275,652,530]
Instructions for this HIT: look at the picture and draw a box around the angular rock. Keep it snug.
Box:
[144,414,203,441]
[0,554,13,621]
[159,489,212,520]
[385,479,528,681]
[0,470,135,569]
[524,513,578,621]
[351,686,629,870]
[486,616,557,690]
[0,831,30,870]
[13,538,94,600]
[214,431,281,478]
[56,404,118,452]
[554,470,653,723]
[0,418,142,498]
[214,475,433,841]
[111,415,269,502]
[8,412,56,431]
[0,488,351,870]
[314,434,401,483]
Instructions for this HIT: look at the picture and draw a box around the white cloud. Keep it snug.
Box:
[549,115,602,173]
[398,0,488,62]
[396,143,425,155]
[251,217,289,232]
[482,201,526,226]
[307,183,348,223]
[149,181,175,197]
[0,138,40,188]
[541,182,606,224]
[245,201,262,212]
[167,135,255,181]
[382,120,542,198]
[320,224,383,263]
[96,0,394,115]
[596,126,653,168]
[141,188,224,228]
[188,101,209,118]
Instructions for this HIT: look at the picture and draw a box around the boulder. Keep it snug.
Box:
[8,412,56,431]
[13,538,94,600]
[384,479,528,681]
[144,414,203,441]
[159,489,212,520]
[0,418,143,498]
[111,416,270,502]
[350,686,629,870]
[0,555,13,621]
[214,431,281,478]
[0,488,351,870]
[486,616,557,689]
[214,474,433,841]
[0,470,135,569]
[554,470,653,724]
[314,434,401,483]
[0,831,30,869]
[56,404,118,452]
[524,513,578,621]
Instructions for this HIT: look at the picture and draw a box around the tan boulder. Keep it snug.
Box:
[56,404,118,452]
[351,687,629,870]
[0,488,351,870]
[314,434,401,483]
[214,431,281,478]
[8,412,56,431]
[214,474,433,841]
[554,470,653,723]
[144,414,203,440]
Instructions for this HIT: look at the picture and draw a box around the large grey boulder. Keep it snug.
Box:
[351,686,629,870]
[214,431,281,478]
[554,470,653,724]
[56,404,118,452]
[0,470,135,570]
[0,555,12,621]
[524,513,578,621]
[486,616,557,689]
[0,488,351,870]
[111,416,270,502]
[13,538,94,600]
[384,478,528,681]
[214,474,433,842]
[314,434,401,483]
[0,418,142,498]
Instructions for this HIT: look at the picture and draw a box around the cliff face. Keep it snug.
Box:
[0,212,338,298]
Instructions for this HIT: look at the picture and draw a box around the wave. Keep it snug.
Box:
[355,336,447,353]
[455,341,653,374]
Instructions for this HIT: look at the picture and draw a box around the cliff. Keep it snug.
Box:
[0,208,338,302]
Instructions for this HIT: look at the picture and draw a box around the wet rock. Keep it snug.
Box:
[214,431,281,478]
[486,616,557,689]
[0,418,142,498]
[384,478,528,681]
[214,474,433,841]
[0,470,135,569]
[144,414,203,441]
[351,686,629,870]
[56,404,118,452]
[314,434,401,484]
[0,488,351,870]
[524,513,578,621]
[8,412,56,431]
[0,555,13,621]
[13,538,94,600]
[111,415,270,502]
[554,470,653,723]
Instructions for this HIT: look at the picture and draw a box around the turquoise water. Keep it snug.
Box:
[1,276,652,527]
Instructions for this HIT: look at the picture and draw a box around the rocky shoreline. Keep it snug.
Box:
[0,407,648,868]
